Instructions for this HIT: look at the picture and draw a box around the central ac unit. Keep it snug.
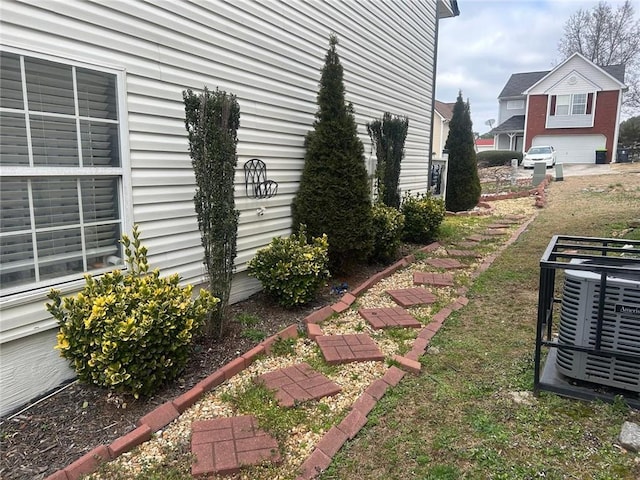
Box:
[556,260,640,392]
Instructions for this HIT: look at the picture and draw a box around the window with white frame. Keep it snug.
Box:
[554,94,571,116]
[571,93,587,115]
[506,99,524,110]
[551,93,593,116]
[0,51,124,294]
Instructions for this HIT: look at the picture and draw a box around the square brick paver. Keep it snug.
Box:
[456,241,479,249]
[467,234,492,242]
[446,249,481,258]
[487,222,512,229]
[316,334,384,364]
[359,306,422,329]
[413,271,454,287]
[191,415,280,476]
[385,288,437,308]
[255,363,341,407]
[425,258,464,269]
[485,228,508,236]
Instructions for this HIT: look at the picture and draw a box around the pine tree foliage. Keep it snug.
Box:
[367,112,409,208]
[444,92,481,212]
[292,35,373,272]
[184,87,240,337]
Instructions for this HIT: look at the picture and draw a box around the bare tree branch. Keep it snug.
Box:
[559,0,640,115]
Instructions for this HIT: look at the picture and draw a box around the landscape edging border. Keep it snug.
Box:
[46,215,537,479]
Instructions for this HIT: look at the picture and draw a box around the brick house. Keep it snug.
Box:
[491,53,626,164]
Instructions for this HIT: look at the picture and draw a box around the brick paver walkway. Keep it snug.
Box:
[485,228,508,235]
[255,363,341,407]
[467,234,492,242]
[456,241,479,249]
[316,334,385,364]
[425,258,464,269]
[413,271,454,287]
[191,415,280,476]
[385,288,437,308]
[446,249,481,258]
[359,306,422,329]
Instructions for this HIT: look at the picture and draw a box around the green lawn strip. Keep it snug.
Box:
[321,177,640,480]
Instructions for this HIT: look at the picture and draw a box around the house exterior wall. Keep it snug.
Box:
[498,98,526,125]
[525,91,619,162]
[0,0,447,415]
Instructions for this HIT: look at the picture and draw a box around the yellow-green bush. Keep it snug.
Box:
[247,226,330,307]
[47,226,218,398]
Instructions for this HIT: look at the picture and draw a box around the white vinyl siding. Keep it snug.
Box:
[0,0,446,415]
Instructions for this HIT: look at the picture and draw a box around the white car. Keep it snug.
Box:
[522,146,556,168]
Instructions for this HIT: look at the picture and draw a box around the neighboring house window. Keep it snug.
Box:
[550,93,594,116]
[555,95,570,116]
[0,51,124,294]
[571,93,587,114]
[507,100,524,110]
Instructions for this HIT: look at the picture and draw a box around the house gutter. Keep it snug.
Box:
[428,1,460,190]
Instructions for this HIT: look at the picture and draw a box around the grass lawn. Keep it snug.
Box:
[321,169,640,480]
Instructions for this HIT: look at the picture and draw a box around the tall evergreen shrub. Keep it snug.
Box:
[291,35,373,272]
[444,92,481,212]
[367,112,409,208]
[184,87,240,337]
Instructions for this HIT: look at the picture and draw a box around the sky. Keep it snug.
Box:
[435,0,636,134]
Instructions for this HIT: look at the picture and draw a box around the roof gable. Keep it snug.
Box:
[498,54,626,99]
[524,53,626,95]
[434,100,455,121]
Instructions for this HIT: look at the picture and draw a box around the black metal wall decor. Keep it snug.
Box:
[534,235,640,407]
[243,158,278,199]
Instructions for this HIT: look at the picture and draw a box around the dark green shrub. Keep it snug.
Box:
[291,34,373,273]
[367,113,409,208]
[47,226,218,398]
[445,92,481,212]
[370,204,405,262]
[247,226,330,308]
[477,150,523,167]
[184,87,240,337]
[401,192,446,243]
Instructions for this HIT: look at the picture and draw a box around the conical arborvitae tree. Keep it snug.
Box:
[291,35,373,273]
[444,92,481,212]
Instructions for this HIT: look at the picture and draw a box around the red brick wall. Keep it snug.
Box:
[525,90,619,163]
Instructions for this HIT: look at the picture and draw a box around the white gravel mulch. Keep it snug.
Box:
[90,197,537,480]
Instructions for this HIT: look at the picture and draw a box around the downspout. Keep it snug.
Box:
[429,1,459,189]
[427,7,441,190]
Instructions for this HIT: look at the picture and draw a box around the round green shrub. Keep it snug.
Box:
[401,192,446,243]
[247,226,330,308]
[47,226,218,398]
[370,203,405,262]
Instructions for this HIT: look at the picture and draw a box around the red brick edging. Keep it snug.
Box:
[46,216,535,479]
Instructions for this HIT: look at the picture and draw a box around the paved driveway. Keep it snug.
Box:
[516,162,639,179]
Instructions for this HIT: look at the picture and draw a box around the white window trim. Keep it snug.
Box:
[0,47,132,305]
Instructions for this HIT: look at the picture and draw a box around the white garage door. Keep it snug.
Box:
[532,134,607,164]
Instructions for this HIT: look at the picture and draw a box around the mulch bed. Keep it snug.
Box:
[0,260,396,480]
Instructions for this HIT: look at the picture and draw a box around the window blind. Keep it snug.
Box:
[0,51,123,293]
